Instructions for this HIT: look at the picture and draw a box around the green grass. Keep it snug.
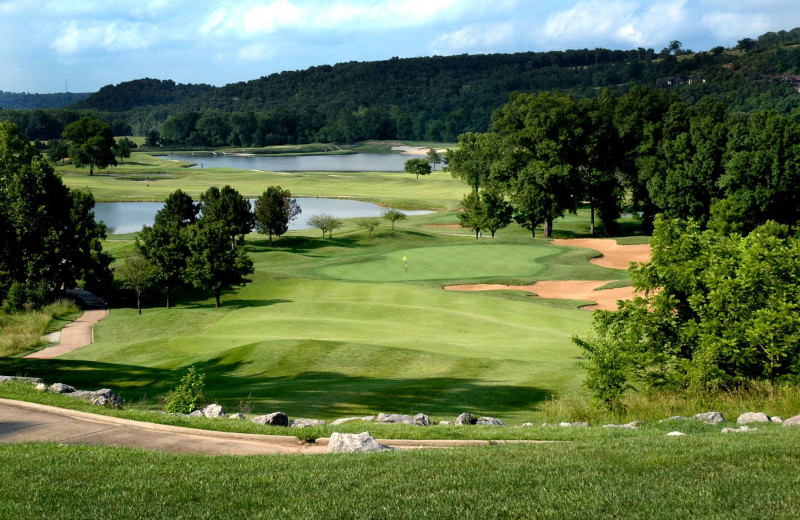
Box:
[2,430,800,519]
[0,299,81,357]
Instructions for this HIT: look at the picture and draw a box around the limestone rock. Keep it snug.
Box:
[771,416,783,424]
[0,376,44,385]
[413,413,430,426]
[602,421,641,430]
[228,413,246,420]
[438,420,453,426]
[722,426,757,433]
[34,383,47,392]
[782,414,800,427]
[736,412,770,425]
[290,418,326,428]
[251,412,289,427]
[666,431,686,437]
[376,413,414,425]
[326,432,390,454]
[558,421,589,428]
[455,413,477,425]
[201,404,226,418]
[48,383,75,394]
[693,412,725,424]
[477,417,507,426]
[70,389,121,409]
[521,422,534,427]
[330,416,376,426]
[189,410,204,417]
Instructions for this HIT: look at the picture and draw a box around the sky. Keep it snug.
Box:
[2,0,800,93]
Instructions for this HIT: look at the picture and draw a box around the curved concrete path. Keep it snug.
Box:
[0,399,545,456]
[25,289,108,359]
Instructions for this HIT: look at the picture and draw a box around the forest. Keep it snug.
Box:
[2,28,800,146]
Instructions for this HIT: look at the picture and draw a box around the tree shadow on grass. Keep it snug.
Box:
[0,358,551,419]
[247,236,360,254]
[179,299,293,310]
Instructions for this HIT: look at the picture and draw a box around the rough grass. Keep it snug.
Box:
[2,431,800,519]
[0,299,81,357]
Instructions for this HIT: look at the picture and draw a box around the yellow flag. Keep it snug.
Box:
[402,255,407,261]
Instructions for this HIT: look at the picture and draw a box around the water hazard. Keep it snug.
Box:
[160,152,422,172]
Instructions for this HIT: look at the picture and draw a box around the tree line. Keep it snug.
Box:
[446,86,800,238]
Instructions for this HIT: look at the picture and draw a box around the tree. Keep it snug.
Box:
[113,137,134,164]
[575,216,800,409]
[404,157,432,180]
[145,129,161,147]
[46,139,68,165]
[307,214,343,238]
[458,191,486,239]
[116,255,156,315]
[382,208,407,230]
[512,184,550,238]
[737,38,756,53]
[200,185,254,249]
[62,117,117,175]
[356,217,380,237]
[254,186,302,246]
[186,220,254,308]
[426,148,441,170]
[137,190,199,308]
[445,132,501,192]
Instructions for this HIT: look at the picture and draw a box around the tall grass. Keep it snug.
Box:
[0,299,81,357]
[542,381,800,424]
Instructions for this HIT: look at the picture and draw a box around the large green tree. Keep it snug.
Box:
[200,185,254,248]
[254,186,301,246]
[404,157,432,180]
[445,132,502,193]
[62,117,117,175]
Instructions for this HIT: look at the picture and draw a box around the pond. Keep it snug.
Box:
[160,153,423,172]
[95,198,433,234]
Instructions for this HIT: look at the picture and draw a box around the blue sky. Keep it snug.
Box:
[2,0,800,93]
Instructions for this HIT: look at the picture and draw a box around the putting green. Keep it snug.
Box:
[316,244,561,281]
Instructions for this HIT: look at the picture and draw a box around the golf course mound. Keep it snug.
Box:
[315,244,561,282]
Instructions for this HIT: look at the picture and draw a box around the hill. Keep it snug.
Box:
[0,91,90,110]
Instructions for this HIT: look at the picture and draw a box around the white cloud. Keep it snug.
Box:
[236,42,276,61]
[431,22,516,53]
[52,21,157,55]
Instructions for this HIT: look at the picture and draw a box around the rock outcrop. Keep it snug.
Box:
[251,412,289,427]
[326,432,391,454]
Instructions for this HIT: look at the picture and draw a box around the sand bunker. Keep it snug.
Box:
[444,281,637,311]
[552,238,650,270]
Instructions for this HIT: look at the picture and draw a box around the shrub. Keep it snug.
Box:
[164,366,205,414]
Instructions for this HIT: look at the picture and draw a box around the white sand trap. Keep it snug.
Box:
[443,281,638,311]
[552,238,650,270]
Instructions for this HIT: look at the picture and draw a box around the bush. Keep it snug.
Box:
[164,367,205,414]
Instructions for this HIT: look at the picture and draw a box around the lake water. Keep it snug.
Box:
[161,153,423,172]
[95,198,432,234]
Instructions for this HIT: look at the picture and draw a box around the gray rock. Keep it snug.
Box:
[660,416,691,422]
[477,416,507,426]
[290,418,326,428]
[722,426,757,433]
[47,383,75,394]
[782,414,800,427]
[326,432,390,454]
[771,416,783,424]
[201,404,226,418]
[693,412,725,424]
[455,412,477,425]
[189,410,204,417]
[438,420,453,426]
[330,416,376,426]
[737,412,770,425]
[68,389,121,409]
[666,431,686,437]
[34,383,47,392]
[558,421,589,428]
[228,413,246,420]
[251,412,289,427]
[521,422,534,427]
[602,421,641,430]
[0,376,44,385]
[413,413,430,426]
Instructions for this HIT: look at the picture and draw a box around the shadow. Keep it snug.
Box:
[246,236,360,254]
[0,357,552,418]
[180,299,292,310]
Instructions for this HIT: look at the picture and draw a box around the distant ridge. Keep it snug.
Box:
[0,91,90,110]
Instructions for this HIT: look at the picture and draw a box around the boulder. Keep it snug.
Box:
[47,383,75,394]
[290,418,326,428]
[69,389,121,409]
[558,421,589,428]
[189,410,204,417]
[326,432,390,454]
[771,416,783,424]
[602,421,641,430]
[34,383,47,392]
[251,412,289,427]
[0,376,44,385]
[330,416,376,426]
[455,413,477,425]
[782,414,800,427]
[201,404,226,418]
[722,426,757,433]
[736,412,770,425]
[521,422,534,427]
[228,413,246,420]
[413,413,430,426]
[477,417,507,426]
[666,431,686,437]
[438,420,453,426]
[693,412,725,424]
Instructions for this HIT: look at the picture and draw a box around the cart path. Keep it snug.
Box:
[25,289,108,359]
[0,399,545,455]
